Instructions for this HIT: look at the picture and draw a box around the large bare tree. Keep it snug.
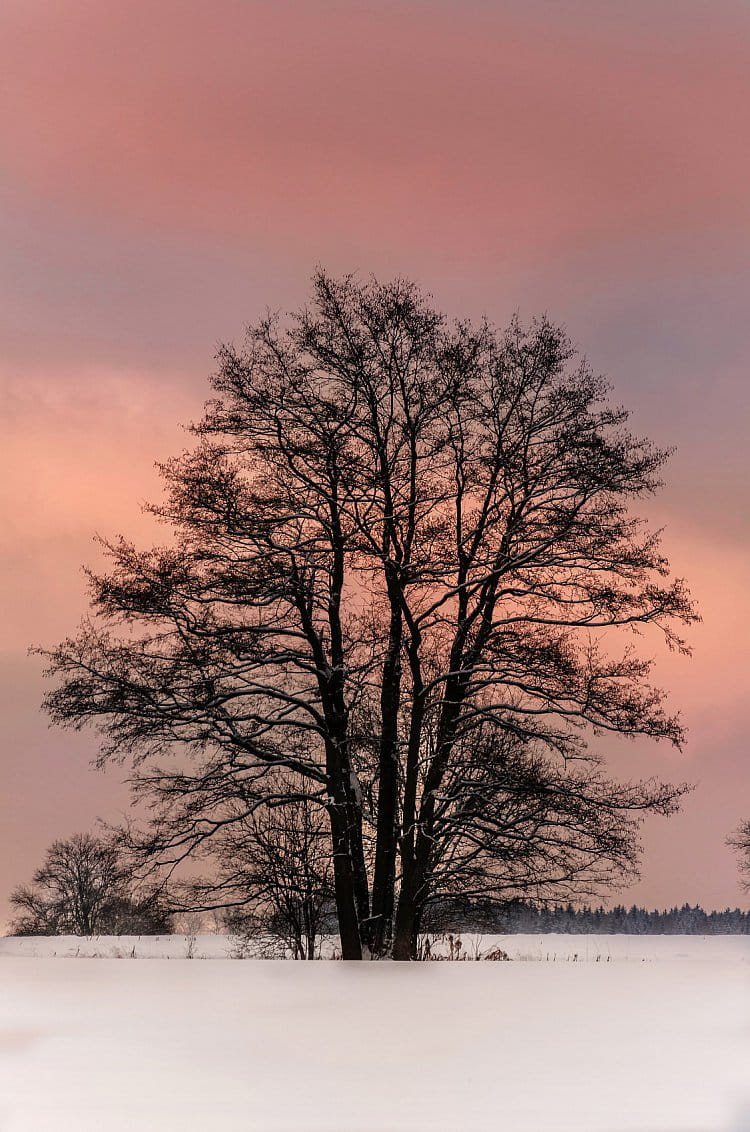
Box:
[41,271,695,959]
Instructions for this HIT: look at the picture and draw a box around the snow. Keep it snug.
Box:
[1,935,749,1131]
[3,932,747,962]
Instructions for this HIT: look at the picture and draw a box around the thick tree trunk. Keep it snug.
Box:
[371,590,403,955]
[393,830,433,960]
[392,865,420,960]
[327,800,363,960]
[347,793,371,952]
[393,675,464,960]
[392,659,426,960]
[319,515,369,958]
[371,754,398,954]
[326,720,370,958]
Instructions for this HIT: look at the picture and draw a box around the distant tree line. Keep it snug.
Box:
[425,897,750,935]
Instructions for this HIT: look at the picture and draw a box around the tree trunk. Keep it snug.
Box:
[371,590,403,955]
[327,798,363,960]
[392,859,420,960]
[347,794,372,952]
[390,648,428,961]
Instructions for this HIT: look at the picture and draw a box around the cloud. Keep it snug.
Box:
[0,0,748,917]
[2,0,748,259]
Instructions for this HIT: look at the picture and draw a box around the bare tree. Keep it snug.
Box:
[9,832,171,936]
[40,271,695,959]
[728,822,750,892]
[201,782,335,959]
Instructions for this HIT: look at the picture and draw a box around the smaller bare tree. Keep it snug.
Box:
[9,832,171,936]
[186,783,335,959]
[728,822,750,892]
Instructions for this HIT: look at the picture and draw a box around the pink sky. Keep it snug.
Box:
[1,0,749,922]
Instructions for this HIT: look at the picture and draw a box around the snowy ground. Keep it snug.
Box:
[3,932,748,962]
[1,935,749,1132]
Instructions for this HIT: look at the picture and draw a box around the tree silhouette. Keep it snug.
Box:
[10,832,171,936]
[188,774,334,959]
[41,271,695,958]
[729,822,750,891]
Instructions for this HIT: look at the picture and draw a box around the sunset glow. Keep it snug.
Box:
[1,0,749,922]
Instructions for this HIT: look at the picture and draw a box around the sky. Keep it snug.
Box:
[1,0,749,924]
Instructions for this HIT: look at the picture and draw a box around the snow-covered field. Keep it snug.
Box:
[1,935,749,1132]
[3,932,748,962]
